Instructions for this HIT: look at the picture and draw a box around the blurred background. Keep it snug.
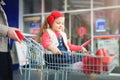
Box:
[2,0,120,78]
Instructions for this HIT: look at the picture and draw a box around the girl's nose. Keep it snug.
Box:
[60,24,63,27]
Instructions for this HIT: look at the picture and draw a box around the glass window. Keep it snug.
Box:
[66,12,91,48]
[67,0,91,10]
[44,0,64,12]
[93,0,120,8]
[23,0,42,14]
[93,9,120,35]
[23,16,41,34]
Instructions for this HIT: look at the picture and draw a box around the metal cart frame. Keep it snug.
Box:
[20,38,117,80]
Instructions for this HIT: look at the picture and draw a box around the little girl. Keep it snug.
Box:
[36,10,86,69]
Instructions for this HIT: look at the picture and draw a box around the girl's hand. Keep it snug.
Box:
[52,47,62,54]
[48,45,62,54]
[81,47,87,53]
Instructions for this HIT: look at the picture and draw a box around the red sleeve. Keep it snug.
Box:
[67,40,82,51]
[41,31,51,49]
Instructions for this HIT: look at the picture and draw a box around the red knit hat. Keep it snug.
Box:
[47,11,64,26]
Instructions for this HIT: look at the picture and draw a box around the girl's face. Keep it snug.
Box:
[52,17,65,32]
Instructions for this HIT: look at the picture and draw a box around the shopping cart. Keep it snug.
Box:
[15,31,118,80]
[22,39,117,80]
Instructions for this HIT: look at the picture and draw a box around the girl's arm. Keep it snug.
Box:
[67,40,86,52]
[42,31,61,54]
[42,31,51,49]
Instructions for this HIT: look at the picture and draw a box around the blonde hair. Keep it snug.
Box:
[35,17,50,43]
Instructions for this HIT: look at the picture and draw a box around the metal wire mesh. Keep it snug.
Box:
[22,39,117,80]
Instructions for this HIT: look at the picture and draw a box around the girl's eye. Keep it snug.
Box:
[56,22,60,24]
[56,22,64,25]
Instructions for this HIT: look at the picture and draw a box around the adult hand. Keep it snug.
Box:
[7,27,21,43]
